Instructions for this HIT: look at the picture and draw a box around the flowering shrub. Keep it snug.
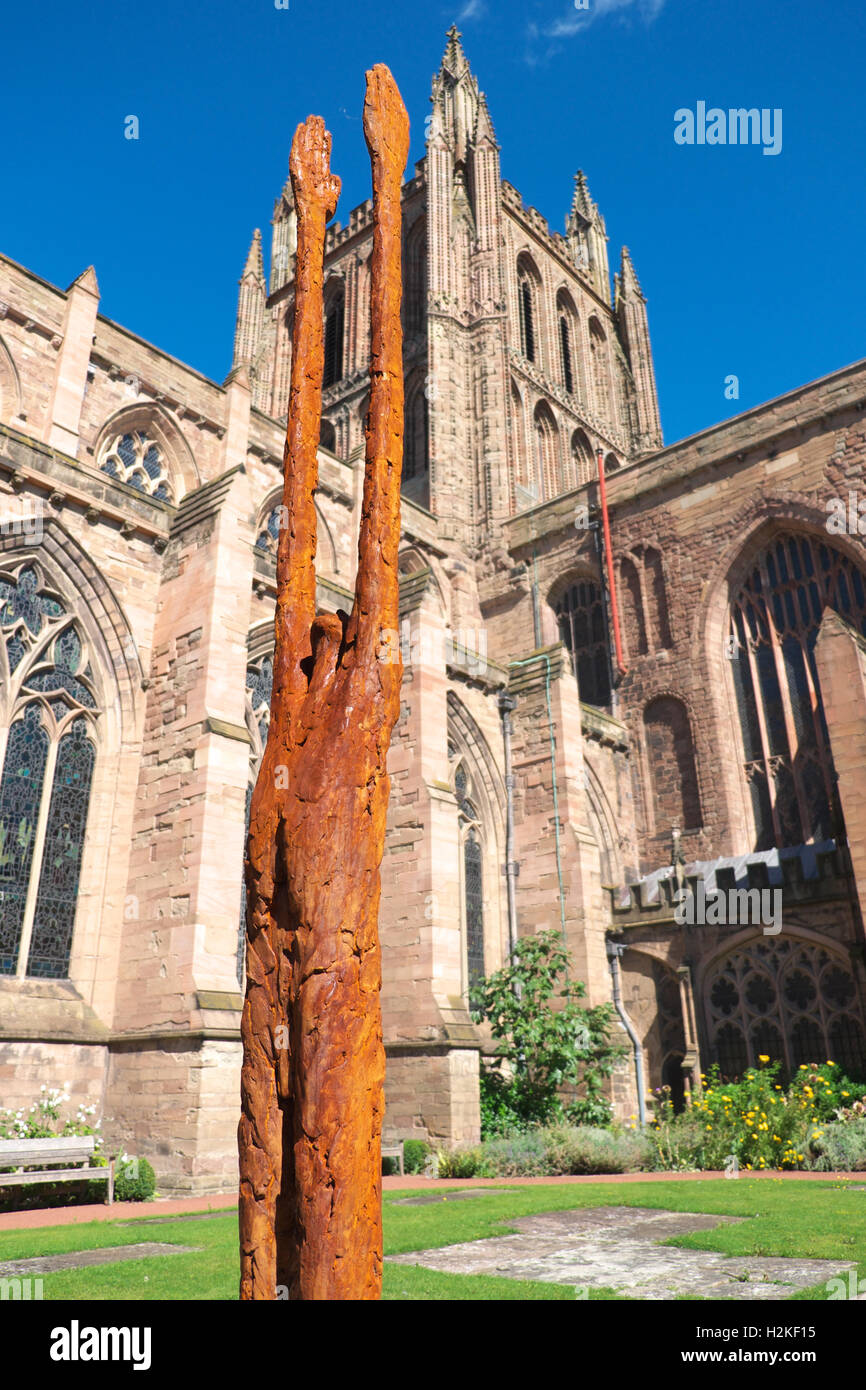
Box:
[0,1087,155,1208]
[0,1085,102,1148]
[650,1059,866,1172]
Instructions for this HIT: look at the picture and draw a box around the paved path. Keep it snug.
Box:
[389,1205,857,1301]
[0,1243,200,1276]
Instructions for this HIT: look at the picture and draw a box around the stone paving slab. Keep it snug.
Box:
[0,1243,200,1276]
[388,1206,857,1301]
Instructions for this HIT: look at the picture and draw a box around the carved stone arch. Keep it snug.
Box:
[0,526,144,982]
[397,544,428,575]
[446,691,507,823]
[699,501,866,851]
[0,332,24,423]
[618,553,647,660]
[532,399,561,501]
[642,691,703,836]
[254,486,338,576]
[403,215,427,338]
[547,568,611,706]
[0,518,142,735]
[92,401,200,502]
[697,929,866,1078]
[583,756,621,886]
[516,251,542,366]
[619,946,688,1105]
[570,428,594,489]
[447,692,507,984]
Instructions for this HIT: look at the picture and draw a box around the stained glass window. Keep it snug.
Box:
[555,579,611,707]
[705,938,866,1080]
[0,563,99,978]
[729,532,866,848]
[100,431,172,501]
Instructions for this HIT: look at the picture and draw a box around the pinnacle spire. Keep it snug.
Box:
[441,23,469,76]
[242,229,264,282]
[571,170,593,220]
[474,90,497,144]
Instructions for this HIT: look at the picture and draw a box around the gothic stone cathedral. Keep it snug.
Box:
[2,29,866,1192]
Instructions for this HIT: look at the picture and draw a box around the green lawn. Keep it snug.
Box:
[1,1179,863,1300]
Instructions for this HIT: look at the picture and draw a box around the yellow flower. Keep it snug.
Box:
[773,1135,781,1142]
[758,1054,769,1063]
[842,1092,850,1098]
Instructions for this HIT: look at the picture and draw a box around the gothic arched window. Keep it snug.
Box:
[404,221,427,337]
[237,653,273,984]
[570,430,593,490]
[556,290,580,398]
[404,374,428,482]
[705,937,866,1080]
[517,258,539,364]
[0,564,98,978]
[455,761,485,998]
[533,403,560,501]
[588,317,610,416]
[729,531,866,849]
[255,504,283,554]
[322,285,345,389]
[101,431,172,501]
[554,578,611,707]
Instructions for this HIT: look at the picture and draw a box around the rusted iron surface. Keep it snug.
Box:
[238,66,409,1302]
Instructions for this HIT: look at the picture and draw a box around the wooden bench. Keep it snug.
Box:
[381,1137,404,1176]
[0,1136,115,1204]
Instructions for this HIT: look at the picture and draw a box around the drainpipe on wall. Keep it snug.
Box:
[497,690,519,963]
[596,447,627,682]
[607,938,647,1126]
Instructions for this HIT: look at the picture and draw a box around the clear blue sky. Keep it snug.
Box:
[1,0,863,446]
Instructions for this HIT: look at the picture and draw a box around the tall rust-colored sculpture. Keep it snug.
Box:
[238,66,409,1301]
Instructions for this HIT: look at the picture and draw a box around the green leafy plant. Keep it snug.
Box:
[649,1058,866,1172]
[114,1155,156,1202]
[473,930,625,1137]
[402,1139,430,1175]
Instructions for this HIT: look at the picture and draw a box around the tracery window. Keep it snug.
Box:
[236,655,273,984]
[533,404,560,500]
[705,937,866,1080]
[517,262,537,364]
[0,564,98,978]
[554,578,611,707]
[255,505,282,555]
[455,761,485,998]
[729,532,866,849]
[322,287,345,389]
[101,431,172,501]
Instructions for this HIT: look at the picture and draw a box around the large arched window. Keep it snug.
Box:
[404,373,428,483]
[556,290,580,398]
[0,563,98,978]
[533,402,560,501]
[454,761,485,998]
[588,317,610,416]
[100,430,172,501]
[570,430,593,489]
[322,283,345,389]
[705,937,866,1080]
[237,653,273,984]
[729,532,866,849]
[517,256,539,364]
[404,219,427,337]
[510,381,534,509]
[554,578,611,707]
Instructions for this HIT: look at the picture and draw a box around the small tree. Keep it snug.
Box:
[472,930,625,1135]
